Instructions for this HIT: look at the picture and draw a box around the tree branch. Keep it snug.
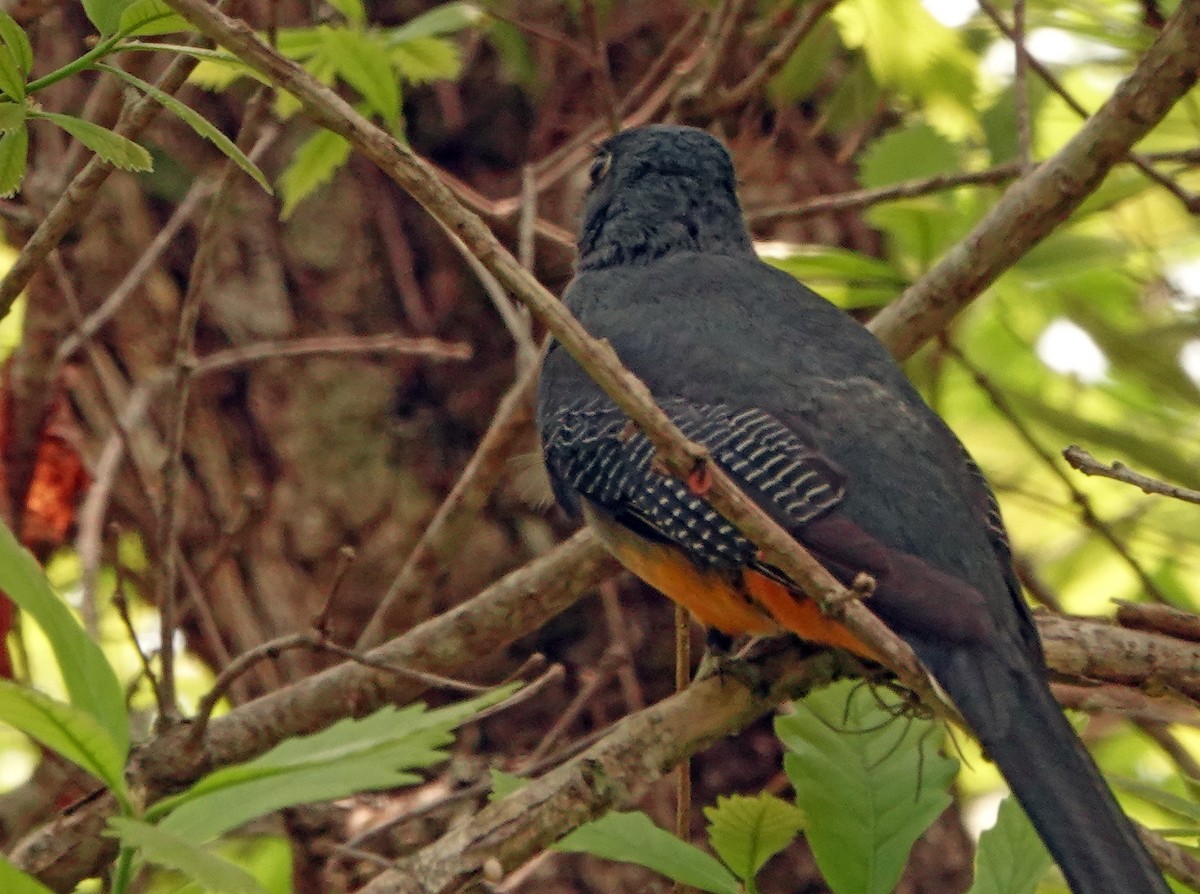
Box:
[868,0,1200,359]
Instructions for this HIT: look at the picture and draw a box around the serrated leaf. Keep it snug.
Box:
[0,853,54,893]
[96,64,271,193]
[556,811,740,894]
[31,111,151,171]
[147,687,516,842]
[777,680,958,894]
[703,792,805,883]
[0,519,127,753]
[0,102,24,131]
[320,27,400,128]
[388,2,483,43]
[82,0,136,36]
[858,122,961,190]
[968,796,1053,894]
[488,768,527,802]
[389,37,462,85]
[0,13,33,75]
[0,680,131,808]
[326,0,366,24]
[278,127,352,219]
[0,41,24,101]
[187,57,258,91]
[117,0,190,36]
[106,819,266,894]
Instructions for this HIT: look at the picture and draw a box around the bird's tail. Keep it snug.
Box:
[927,644,1168,894]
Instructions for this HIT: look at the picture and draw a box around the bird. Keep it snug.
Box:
[536,124,1167,893]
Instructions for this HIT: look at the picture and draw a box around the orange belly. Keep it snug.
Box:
[584,507,877,660]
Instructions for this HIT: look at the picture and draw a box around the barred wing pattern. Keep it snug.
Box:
[542,397,846,569]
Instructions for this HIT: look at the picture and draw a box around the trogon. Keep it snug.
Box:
[536,124,1167,893]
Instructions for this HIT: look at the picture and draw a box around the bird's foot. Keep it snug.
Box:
[696,629,768,696]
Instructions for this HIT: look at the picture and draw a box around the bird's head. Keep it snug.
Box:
[577,125,753,270]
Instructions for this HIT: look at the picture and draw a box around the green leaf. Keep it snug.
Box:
[106,818,266,894]
[117,0,190,36]
[278,127,352,219]
[147,687,516,842]
[389,36,463,85]
[187,57,259,91]
[0,101,24,131]
[762,245,908,309]
[1110,775,1200,823]
[967,796,1053,894]
[0,680,131,809]
[777,680,958,894]
[0,13,33,75]
[0,854,54,894]
[0,39,24,101]
[31,111,151,171]
[704,792,805,883]
[831,0,976,112]
[95,64,272,193]
[0,519,127,754]
[488,768,527,802]
[388,2,484,43]
[326,0,366,24]
[858,122,962,190]
[320,27,400,128]
[82,0,136,36]
[556,811,740,894]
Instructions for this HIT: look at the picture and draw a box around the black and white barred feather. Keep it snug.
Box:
[541,396,845,569]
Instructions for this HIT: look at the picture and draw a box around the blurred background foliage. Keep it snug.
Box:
[0,0,1197,891]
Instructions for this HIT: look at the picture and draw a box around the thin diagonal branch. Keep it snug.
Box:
[869,0,1200,357]
[1063,446,1200,505]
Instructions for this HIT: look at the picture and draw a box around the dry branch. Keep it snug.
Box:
[1064,445,1200,506]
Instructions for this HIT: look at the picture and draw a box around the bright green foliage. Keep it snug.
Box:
[557,810,740,894]
[0,854,54,894]
[0,680,131,809]
[0,123,25,197]
[858,122,963,189]
[144,685,517,842]
[185,2,478,215]
[117,0,190,37]
[95,64,271,192]
[487,767,527,801]
[82,0,138,37]
[777,680,960,894]
[968,796,1053,894]
[278,128,353,219]
[107,819,267,894]
[704,792,805,890]
[0,520,128,755]
[0,12,33,77]
[31,111,152,171]
[764,246,909,308]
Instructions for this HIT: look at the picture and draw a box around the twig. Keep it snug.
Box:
[1053,684,1200,726]
[1012,0,1033,172]
[868,0,1200,358]
[111,548,160,703]
[946,344,1172,605]
[1063,445,1200,505]
[1115,600,1200,643]
[357,361,539,648]
[190,334,472,377]
[706,0,843,114]
[976,0,1198,212]
[54,178,217,364]
[517,165,536,272]
[190,631,495,743]
[579,0,621,135]
[0,38,209,320]
[599,580,644,713]
[674,601,691,892]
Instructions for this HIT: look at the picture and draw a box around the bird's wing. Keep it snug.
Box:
[540,395,845,571]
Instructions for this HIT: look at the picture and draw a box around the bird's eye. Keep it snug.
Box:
[589,152,612,183]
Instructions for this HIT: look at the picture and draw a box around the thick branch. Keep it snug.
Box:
[868,0,1200,358]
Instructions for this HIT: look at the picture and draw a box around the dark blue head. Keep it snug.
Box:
[577,125,754,271]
